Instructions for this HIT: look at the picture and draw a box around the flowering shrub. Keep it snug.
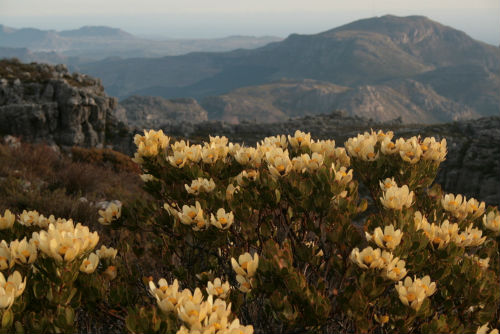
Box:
[117,129,499,333]
[0,209,118,333]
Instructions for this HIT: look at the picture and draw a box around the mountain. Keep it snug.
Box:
[199,78,478,123]
[0,24,282,60]
[77,15,500,103]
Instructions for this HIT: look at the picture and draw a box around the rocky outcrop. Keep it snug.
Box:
[0,59,131,150]
[119,95,208,129]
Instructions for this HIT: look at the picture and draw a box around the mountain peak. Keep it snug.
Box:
[59,26,134,39]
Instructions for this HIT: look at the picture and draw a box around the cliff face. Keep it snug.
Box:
[0,59,130,150]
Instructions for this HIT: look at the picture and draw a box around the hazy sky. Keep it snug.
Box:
[1,0,499,44]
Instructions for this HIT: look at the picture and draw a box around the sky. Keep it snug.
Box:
[1,0,499,45]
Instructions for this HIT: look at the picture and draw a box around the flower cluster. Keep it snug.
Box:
[414,211,487,248]
[350,247,407,281]
[185,178,216,195]
[33,220,99,262]
[442,193,485,220]
[345,130,447,164]
[133,129,170,163]
[149,278,253,333]
[231,252,259,293]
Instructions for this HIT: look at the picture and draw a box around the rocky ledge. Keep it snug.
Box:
[0,59,131,151]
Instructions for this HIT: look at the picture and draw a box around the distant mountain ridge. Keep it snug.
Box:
[73,15,499,123]
[0,24,282,59]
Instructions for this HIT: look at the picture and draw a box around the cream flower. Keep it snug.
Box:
[398,137,422,164]
[236,274,253,293]
[395,276,434,310]
[345,132,379,161]
[476,323,499,334]
[103,266,117,280]
[149,278,181,313]
[380,184,414,210]
[311,139,336,158]
[80,253,99,274]
[380,138,399,155]
[1,271,27,298]
[483,211,500,235]
[365,225,403,250]
[384,258,407,281]
[206,278,230,299]
[421,137,447,162]
[261,135,288,149]
[465,254,490,270]
[0,209,15,230]
[226,184,240,201]
[350,247,384,270]
[332,164,353,185]
[210,208,234,230]
[234,147,261,167]
[288,130,312,149]
[96,245,118,259]
[10,237,38,264]
[235,170,259,186]
[0,242,13,270]
[266,148,292,178]
[168,150,188,168]
[178,202,204,226]
[231,252,259,278]
[185,178,216,195]
[18,210,40,227]
[379,178,397,192]
[441,193,466,216]
[98,202,121,225]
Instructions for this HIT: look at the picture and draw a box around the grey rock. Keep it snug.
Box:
[0,60,131,151]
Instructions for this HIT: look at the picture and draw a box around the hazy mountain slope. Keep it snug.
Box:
[77,15,500,104]
[199,78,478,123]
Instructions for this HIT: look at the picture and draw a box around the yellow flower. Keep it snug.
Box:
[36,220,99,263]
[384,258,407,281]
[483,211,500,235]
[168,150,188,168]
[210,208,234,230]
[98,202,121,225]
[18,210,40,227]
[476,323,499,334]
[398,137,422,164]
[365,224,403,250]
[133,129,170,159]
[350,247,384,270]
[1,271,26,298]
[149,278,181,313]
[235,147,261,166]
[231,252,259,278]
[235,170,259,186]
[10,237,38,264]
[178,202,204,226]
[0,209,15,230]
[379,177,397,192]
[380,138,399,155]
[96,245,118,259]
[345,132,379,161]
[266,148,292,178]
[0,241,13,270]
[206,278,230,299]
[80,253,99,274]
[185,178,216,195]
[332,164,353,185]
[374,314,389,325]
[380,184,414,210]
[288,130,312,149]
[421,137,447,162]
[395,276,434,310]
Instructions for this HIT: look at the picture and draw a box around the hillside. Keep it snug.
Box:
[200,78,478,123]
